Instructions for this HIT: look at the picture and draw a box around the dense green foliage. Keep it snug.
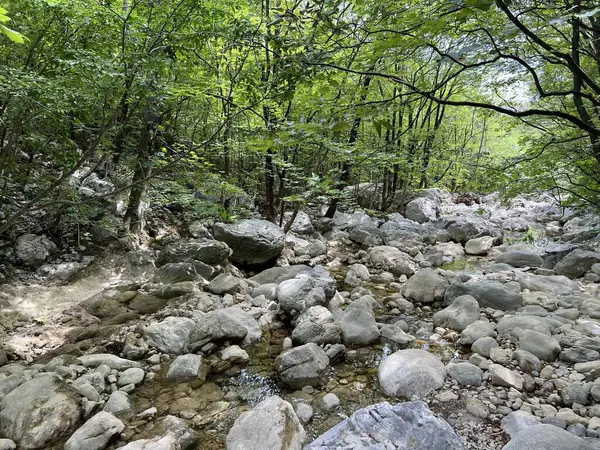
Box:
[0,0,599,238]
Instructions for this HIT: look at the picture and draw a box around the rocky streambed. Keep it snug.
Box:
[2,191,600,450]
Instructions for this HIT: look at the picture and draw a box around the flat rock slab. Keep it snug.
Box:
[306,401,464,449]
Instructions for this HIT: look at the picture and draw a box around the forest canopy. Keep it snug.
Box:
[0,0,599,240]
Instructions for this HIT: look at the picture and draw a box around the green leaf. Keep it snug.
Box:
[374,120,382,138]
[0,24,27,44]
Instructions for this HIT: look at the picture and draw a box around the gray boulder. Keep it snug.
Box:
[380,323,415,348]
[144,317,196,355]
[464,236,494,255]
[503,424,585,450]
[471,336,498,358]
[554,249,600,279]
[64,411,124,450]
[103,391,131,415]
[250,265,310,285]
[496,251,543,268]
[226,396,305,450]
[518,330,560,362]
[291,306,341,345]
[447,362,483,386]
[403,269,449,304]
[497,315,552,336]
[153,262,201,284]
[344,264,370,287]
[459,321,497,346]
[213,219,285,265]
[187,308,261,351]
[378,349,446,399]
[445,280,523,310]
[339,296,380,347]
[0,375,82,449]
[166,354,206,382]
[274,343,330,389]
[206,273,244,295]
[515,272,576,295]
[445,217,500,244]
[278,276,326,315]
[404,197,439,224]
[433,295,480,332]
[287,211,314,235]
[156,240,231,267]
[77,354,140,370]
[306,401,464,450]
[15,234,57,267]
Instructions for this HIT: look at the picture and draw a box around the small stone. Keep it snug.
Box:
[320,393,340,411]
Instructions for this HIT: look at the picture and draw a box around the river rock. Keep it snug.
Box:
[445,217,500,244]
[156,240,231,267]
[497,315,552,336]
[344,264,371,287]
[489,364,523,390]
[447,362,483,386]
[445,280,523,310]
[250,265,311,285]
[0,375,82,449]
[554,249,600,279]
[378,349,446,399]
[496,251,543,268]
[226,396,305,450]
[432,295,479,332]
[472,336,498,358]
[166,354,206,382]
[277,276,326,315]
[403,268,448,304]
[186,307,261,352]
[503,424,586,450]
[144,317,196,355]
[213,219,285,265]
[515,272,576,295]
[306,401,464,450]
[404,197,439,224]
[103,391,131,415]
[465,236,494,255]
[291,306,341,345]
[274,343,330,389]
[518,330,560,362]
[339,296,380,346]
[64,411,125,450]
[77,354,141,370]
[153,262,201,284]
[206,273,245,295]
[117,368,145,386]
[380,322,415,348]
[460,321,497,346]
[14,234,57,267]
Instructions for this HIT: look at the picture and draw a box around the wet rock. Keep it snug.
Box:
[221,345,249,364]
[15,234,57,267]
[403,268,448,304]
[291,306,341,345]
[277,276,326,315]
[166,354,206,382]
[503,424,585,450]
[214,219,285,265]
[445,280,523,310]
[274,343,330,389]
[554,249,600,279]
[378,349,446,399]
[518,330,560,361]
[432,295,479,332]
[464,236,494,255]
[64,411,124,450]
[156,240,231,267]
[186,307,261,352]
[496,251,543,268]
[306,401,464,450]
[0,375,82,449]
[144,317,196,355]
[380,322,415,348]
[339,295,379,347]
[226,396,305,450]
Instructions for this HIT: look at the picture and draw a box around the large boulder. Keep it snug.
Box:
[186,308,261,352]
[156,240,231,267]
[503,424,585,450]
[378,349,446,399]
[144,317,196,355]
[153,262,202,284]
[367,246,412,270]
[554,249,600,279]
[379,220,429,247]
[15,234,57,267]
[518,330,560,362]
[291,306,341,345]
[277,276,326,315]
[226,396,305,450]
[464,236,494,255]
[306,401,464,450]
[166,354,206,382]
[274,343,330,389]
[0,375,82,449]
[514,272,576,296]
[339,296,380,347]
[64,412,124,450]
[496,251,543,268]
[404,197,440,224]
[445,280,523,310]
[250,265,311,285]
[403,268,449,304]
[445,217,500,244]
[213,219,285,265]
[433,295,480,332]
